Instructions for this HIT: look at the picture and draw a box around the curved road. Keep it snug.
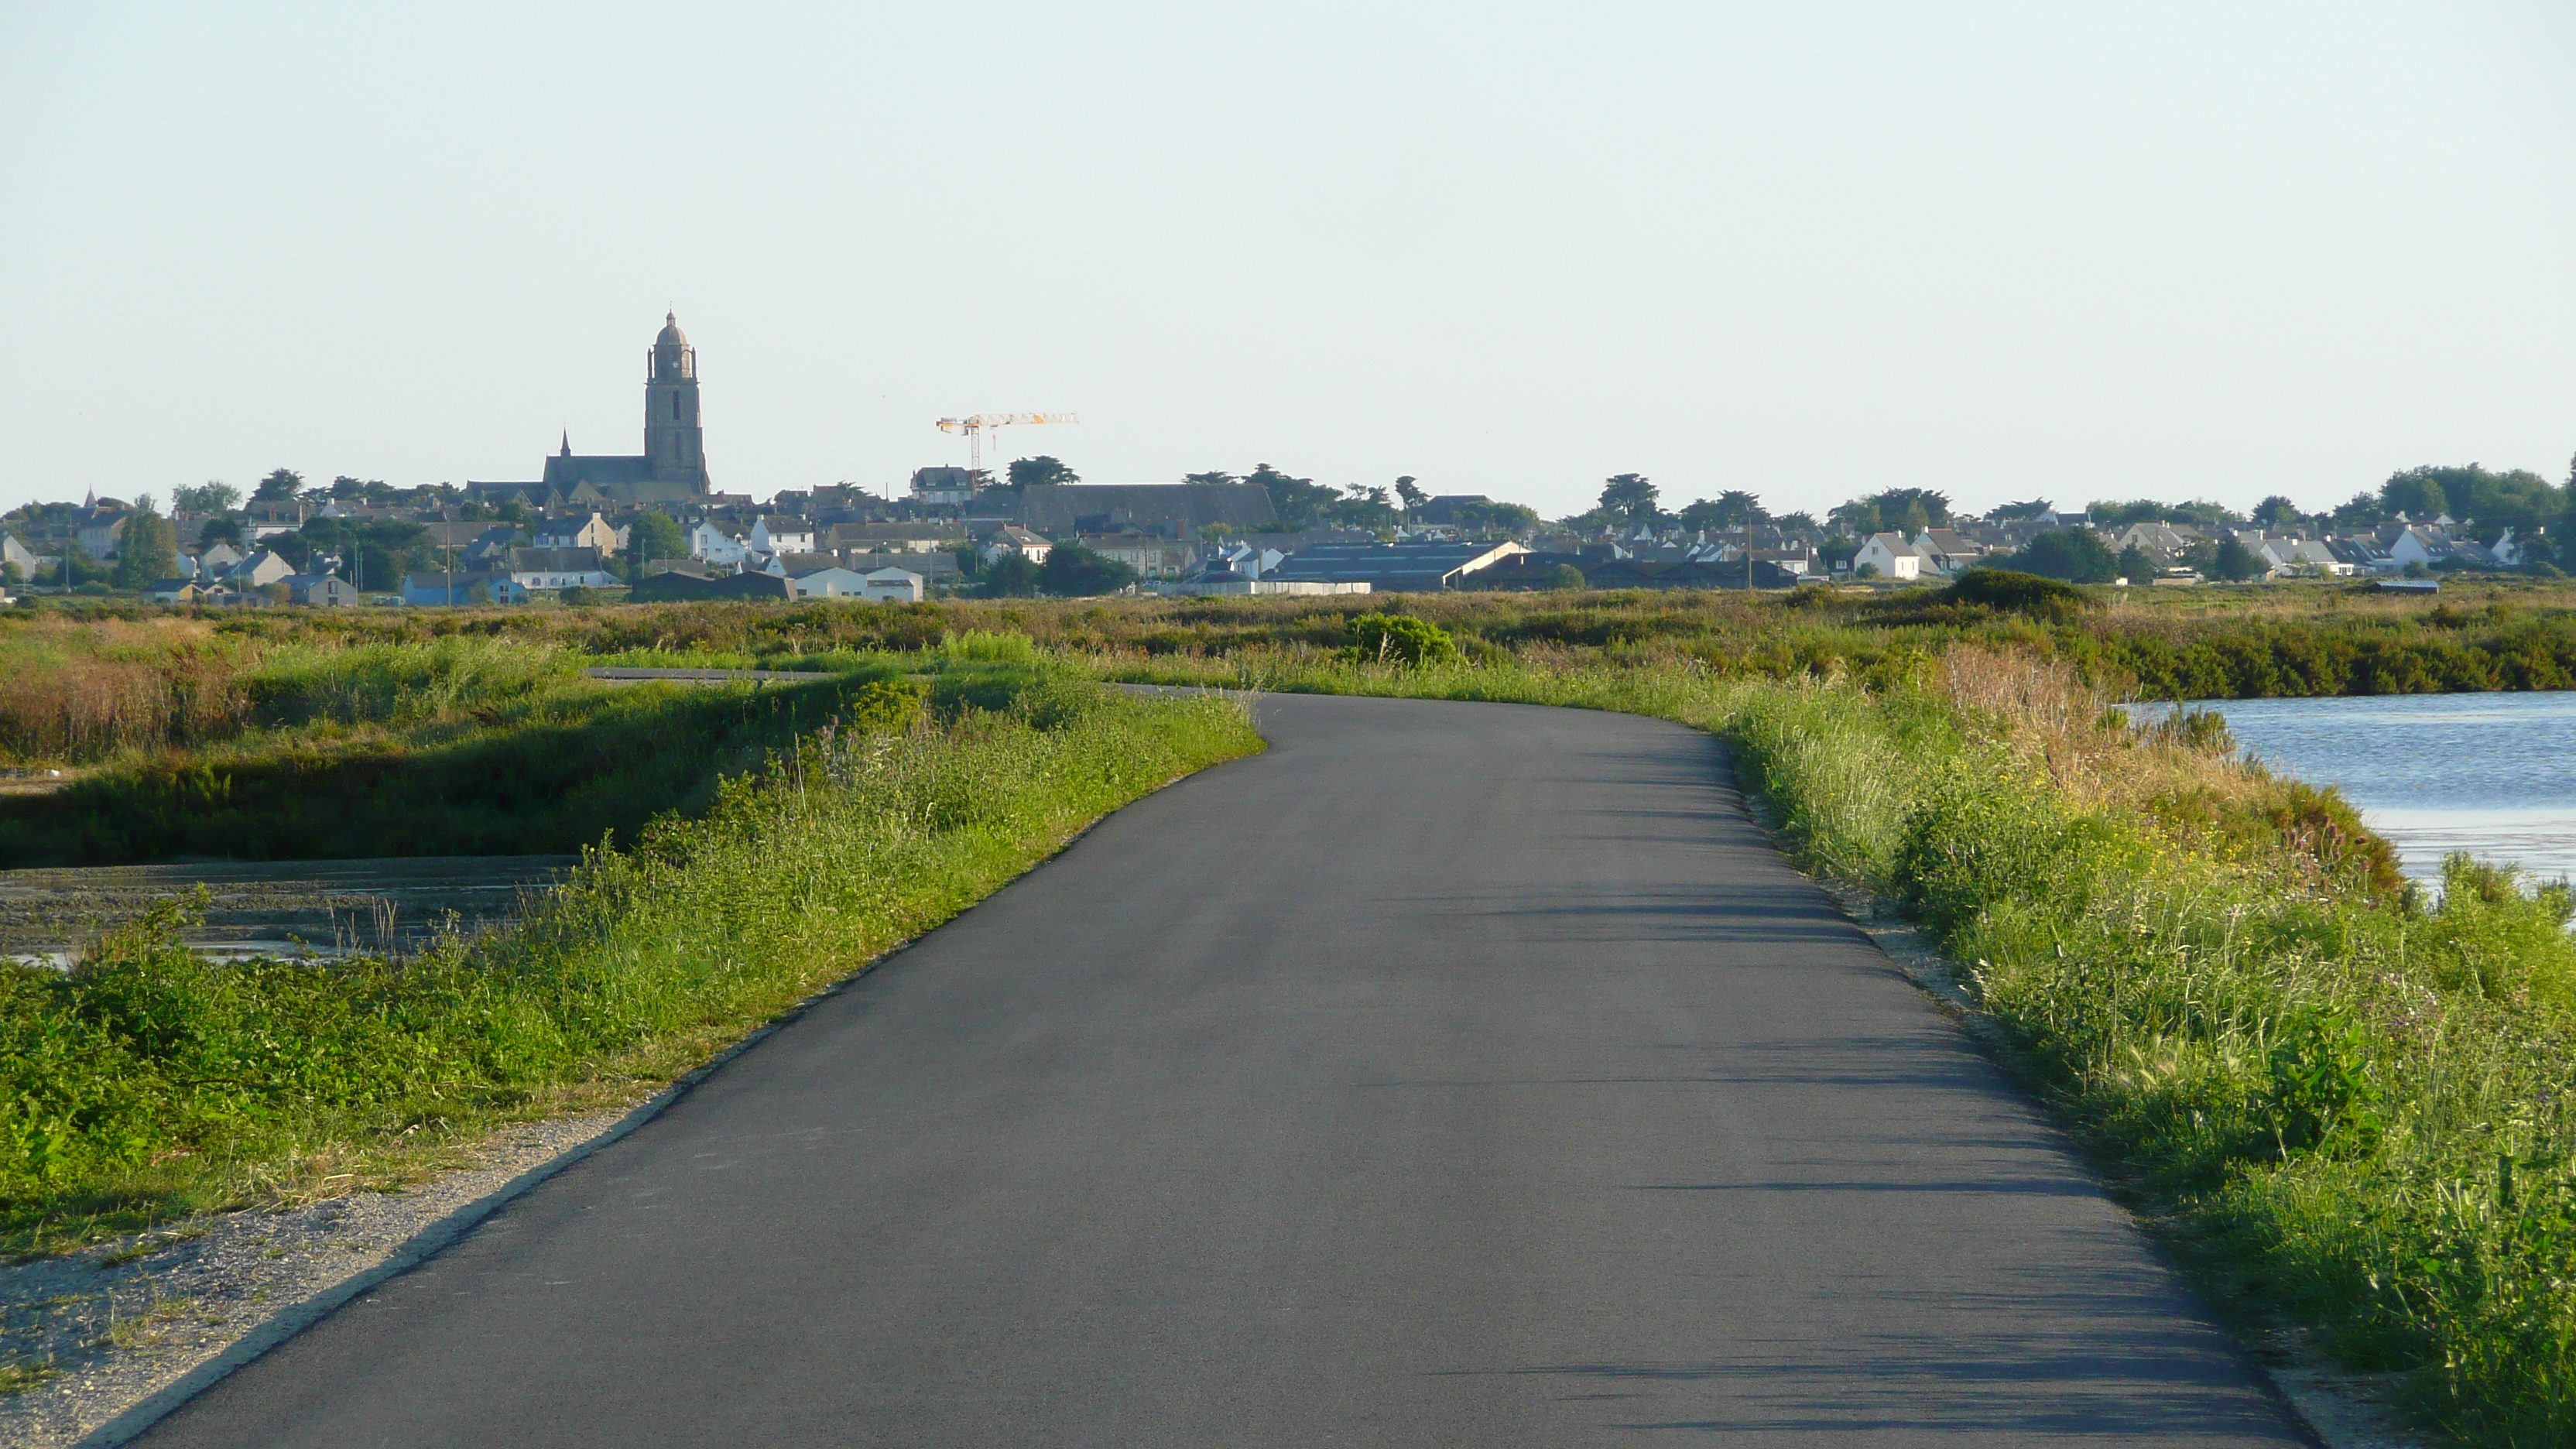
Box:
[140,695,2311,1446]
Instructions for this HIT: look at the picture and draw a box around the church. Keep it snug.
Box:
[470,313,716,508]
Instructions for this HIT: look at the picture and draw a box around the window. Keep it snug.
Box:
[672,395,682,419]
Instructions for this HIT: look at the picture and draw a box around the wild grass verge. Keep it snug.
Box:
[0,673,1259,1255]
[1084,639,2576,1445]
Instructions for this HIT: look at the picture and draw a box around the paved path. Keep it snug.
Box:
[139,695,2311,1446]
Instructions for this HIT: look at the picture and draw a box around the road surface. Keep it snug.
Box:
[139,694,2311,1446]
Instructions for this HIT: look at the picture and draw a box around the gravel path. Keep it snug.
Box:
[0,1106,636,1447]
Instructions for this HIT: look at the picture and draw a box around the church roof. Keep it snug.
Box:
[543,454,660,489]
[656,312,687,347]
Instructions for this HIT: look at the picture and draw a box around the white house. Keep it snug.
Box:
[687,521,751,567]
[2386,525,2453,569]
[750,516,815,555]
[858,567,925,602]
[1,533,35,576]
[978,526,1052,566]
[1852,533,1923,581]
[504,546,616,591]
[787,567,871,598]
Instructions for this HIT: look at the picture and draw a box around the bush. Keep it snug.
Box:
[1943,568,2098,619]
[1346,613,1460,666]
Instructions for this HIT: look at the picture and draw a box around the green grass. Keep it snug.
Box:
[0,671,1260,1254]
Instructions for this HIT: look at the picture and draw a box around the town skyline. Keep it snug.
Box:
[5,5,2572,521]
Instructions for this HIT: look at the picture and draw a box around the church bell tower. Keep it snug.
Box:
[644,312,711,491]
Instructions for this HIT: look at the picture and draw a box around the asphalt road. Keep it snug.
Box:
[139,694,2313,1447]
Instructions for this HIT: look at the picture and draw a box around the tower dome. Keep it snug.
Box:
[656,311,687,347]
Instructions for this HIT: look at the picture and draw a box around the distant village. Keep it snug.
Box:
[2,315,2561,607]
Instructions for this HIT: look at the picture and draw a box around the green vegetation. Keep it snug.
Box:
[0,671,1258,1253]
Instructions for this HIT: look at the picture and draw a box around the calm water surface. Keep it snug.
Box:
[2194,691,2576,886]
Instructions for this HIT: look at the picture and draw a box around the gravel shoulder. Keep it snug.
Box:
[0,1106,637,1447]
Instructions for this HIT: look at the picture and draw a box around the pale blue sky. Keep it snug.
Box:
[3,2,2570,519]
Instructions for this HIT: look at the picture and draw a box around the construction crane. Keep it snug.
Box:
[936,412,1077,482]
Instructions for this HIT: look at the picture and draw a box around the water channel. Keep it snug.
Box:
[2188,690,2576,887]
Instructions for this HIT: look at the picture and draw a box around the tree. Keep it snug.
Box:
[252,468,305,501]
[173,481,240,514]
[2251,495,2304,529]
[197,516,242,549]
[2330,492,2387,529]
[1542,563,1586,591]
[1393,477,1428,518]
[1451,499,1539,535]
[979,553,1042,597]
[1241,464,1340,531]
[1677,490,1766,532]
[111,502,178,589]
[2007,529,2119,584]
[1986,498,2053,522]
[1598,474,1660,526]
[2211,536,2268,582]
[626,511,687,569]
[1330,484,1399,529]
[2379,471,2448,520]
[1009,456,1079,491]
[1036,543,1138,597]
[2115,544,2157,584]
[1773,511,1821,537]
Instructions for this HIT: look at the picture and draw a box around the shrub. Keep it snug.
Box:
[1346,613,1461,666]
[1944,568,2099,619]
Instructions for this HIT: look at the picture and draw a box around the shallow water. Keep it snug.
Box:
[2184,691,2576,886]
[0,855,578,964]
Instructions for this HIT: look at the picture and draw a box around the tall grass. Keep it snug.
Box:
[0,676,1259,1249]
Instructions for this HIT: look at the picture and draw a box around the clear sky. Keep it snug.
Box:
[3,2,2571,522]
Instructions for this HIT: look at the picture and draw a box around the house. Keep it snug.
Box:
[837,549,964,588]
[283,574,363,606]
[780,563,924,599]
[2271,538,2352,577]
[2,533,36,576]
[504,546,617,591]
[464,526,526,564]
[687,520,752,567]
[978,526,1053,566]
[1910,529,1985,577]
[148,580,212,605]
[2112,522,2203,559]
[787,567,870,598]
[231,550,297,588]
[2384,524,2453,569]
[241,498,308,540]
[832,522,960,554]
[749,516,815,555]
[1077,533,1194,578]
[194,541,245,577]
[533,512,628,553]
[1268,540,1529,592]
[909,467,982,505]
[400,570,529,606]
[74,505,129,558]
[1852,533,1923,581]
[858,567,926,602]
